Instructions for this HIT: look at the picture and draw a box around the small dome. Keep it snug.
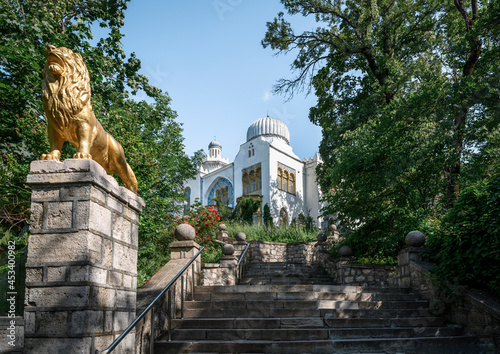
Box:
[209,139,222,149]
[246,116,290,144]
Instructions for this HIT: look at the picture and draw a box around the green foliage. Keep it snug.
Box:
[0,0,203,286]
[233,197,261,224]
[213,198,233,222]
[263,203,273,227]
[426,174,500,297]
[225,222,317,243]
[263,0,500,268]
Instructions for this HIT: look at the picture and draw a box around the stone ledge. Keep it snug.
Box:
[202,263,221,269]
[136,259,191,313]
[169,240,202,249]
[466,289,500,321]
[28,159,145,212]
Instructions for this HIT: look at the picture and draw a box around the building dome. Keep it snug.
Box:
[208,139,222,149]
[246,116,290,144]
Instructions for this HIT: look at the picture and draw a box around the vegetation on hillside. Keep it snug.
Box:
[263,0,500,295]
[0,0,203,286]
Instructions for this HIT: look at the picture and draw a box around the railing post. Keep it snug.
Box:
[192,263,195,301]
[167,290,172,341]
[150,306,154,354]
[181,275,184,319]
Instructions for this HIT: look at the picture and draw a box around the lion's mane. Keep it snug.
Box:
[42,47,92,128]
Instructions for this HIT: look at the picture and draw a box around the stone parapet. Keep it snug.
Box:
[247,240,316,264]
[24,159,144,354]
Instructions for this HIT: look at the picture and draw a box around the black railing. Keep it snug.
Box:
[235,243,250,284]
[99,247,204,354]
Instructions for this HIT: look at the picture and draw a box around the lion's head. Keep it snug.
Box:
[42,45,91,125]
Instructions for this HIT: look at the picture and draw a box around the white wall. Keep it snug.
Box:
[268,139,305,224]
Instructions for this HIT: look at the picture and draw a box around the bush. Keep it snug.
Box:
[137,201,221,286]
[328,210,415,265]
[225,222,318,243]
[426,175,500,297]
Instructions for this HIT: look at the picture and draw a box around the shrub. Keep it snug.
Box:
[263,203,273,227]
[138,201,221,286]
[225,222,317,243]
[426,175,500,297]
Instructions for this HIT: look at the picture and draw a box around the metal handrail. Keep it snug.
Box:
[237,242,250,267]
[100,246,204,354]
[236,242,250,284]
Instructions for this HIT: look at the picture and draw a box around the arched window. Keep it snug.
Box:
[242,172,250,194]
[250,170,256,192]
[289,173,295,194]
[248,143,254,157]
[277,163,296,195]
[279,208,288,226]
[184,187,191,215]
[277,167,283,190]
[256,167,261,190]
[216,186,229,205]
[242,163,261,195]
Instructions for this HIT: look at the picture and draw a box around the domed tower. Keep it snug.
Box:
[208,139,222,159]
[200,138,229,175]
[246,115,290,144]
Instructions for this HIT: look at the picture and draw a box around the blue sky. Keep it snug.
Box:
[118,1,322,161]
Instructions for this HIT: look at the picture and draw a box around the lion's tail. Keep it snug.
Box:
[127,163,138,194]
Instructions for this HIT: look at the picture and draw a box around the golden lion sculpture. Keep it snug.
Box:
[41,45,138,194]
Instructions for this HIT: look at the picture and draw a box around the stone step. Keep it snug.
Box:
[181,307,433,319]
[191,290,420,302]
[155,336,481,353]
[171,316,447,330]
[239,277,332,285]
[181,299,428,311]
[193,284,412,294]
[165,326,463,341]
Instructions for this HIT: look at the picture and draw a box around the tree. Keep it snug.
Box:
[263,203,273,227]
[233,197,261,224]
[262,0,499,258]
[0,0,202,281]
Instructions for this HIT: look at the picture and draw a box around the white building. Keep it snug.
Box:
[184,116,326,227]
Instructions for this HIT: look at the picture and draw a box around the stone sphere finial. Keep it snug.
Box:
[317,233,327,242]
[329,224,337,232]
[339,245,352,257]
[405,230,426,247]
[235,232,246,241]
[175,223,196,241]
[218,224,226,231]
[222,243,235,255]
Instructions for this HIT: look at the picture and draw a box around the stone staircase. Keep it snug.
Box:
[154,261,482,353]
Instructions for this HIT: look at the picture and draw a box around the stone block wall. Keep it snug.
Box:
[315,247,397,287]
[201,261,237,286]
[247,240,316,264]
[24,159,144,353]
[398,247,500,349]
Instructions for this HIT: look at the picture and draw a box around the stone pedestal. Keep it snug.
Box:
[24,159,144,353]
[398,247,431,288]
[168,239,202,296]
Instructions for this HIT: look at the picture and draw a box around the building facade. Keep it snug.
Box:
[184,116,326,227]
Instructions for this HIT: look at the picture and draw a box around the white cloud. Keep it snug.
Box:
[262,90,272,102]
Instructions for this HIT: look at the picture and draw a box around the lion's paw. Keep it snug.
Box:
[73,152,92,159]
[40,153,60,161]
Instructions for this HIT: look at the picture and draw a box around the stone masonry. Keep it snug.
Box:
[24,159,144,354]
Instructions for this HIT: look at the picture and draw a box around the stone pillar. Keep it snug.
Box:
[24,159,144,354]
[169,224,202,296]
[220,244,238,286]
[233,231,247,257]
[398,231,430,288]
[215,224,229,242]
